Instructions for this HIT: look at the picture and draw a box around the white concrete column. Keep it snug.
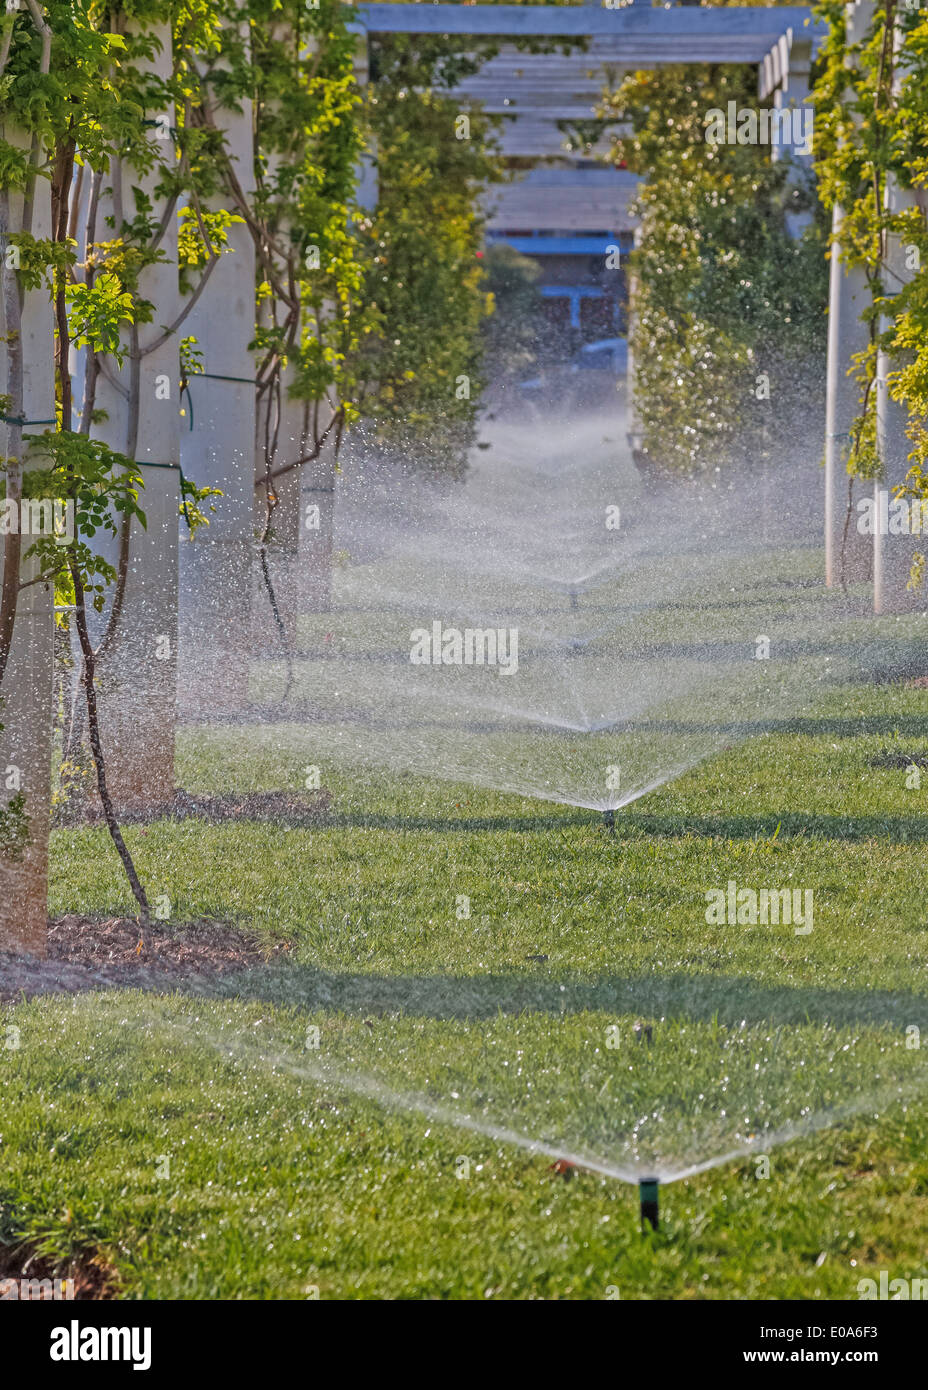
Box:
[297,413,338,614]
[249,12,308,653]
[0,150,55,955]
[89,18,180,809]
[292,26,375,619]
[768,33,815,238]
[873,218,919,614]
[825,202,872,588]
[874,14,922,614]
[625,223,643,468]
[178,21,257,717]
[823,1,875,589]
[254,369,304,652]
[352,25,378,211]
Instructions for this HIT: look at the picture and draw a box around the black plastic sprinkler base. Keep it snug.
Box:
[639,1178,659,1232]
[603,808,615,834]
[569,591,579,611]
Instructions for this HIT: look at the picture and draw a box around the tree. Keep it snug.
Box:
[481,242,545,387]
[812,0,928,590]
[604,37,828,477]
[354,32,505,475]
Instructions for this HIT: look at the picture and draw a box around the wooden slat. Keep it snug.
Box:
[485,173,638,232]
[357,3,824,57]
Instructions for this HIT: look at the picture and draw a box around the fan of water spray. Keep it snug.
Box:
[245,404,906,820]
[130,995,928,1234]
[177,396,927,1214]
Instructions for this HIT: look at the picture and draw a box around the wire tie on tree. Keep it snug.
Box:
[130,459,196,532]
[179,372,257,432]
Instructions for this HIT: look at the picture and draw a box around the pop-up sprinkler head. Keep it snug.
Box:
[639,1178,659,1232]
[569,590,579,611]
[603,808,615,834]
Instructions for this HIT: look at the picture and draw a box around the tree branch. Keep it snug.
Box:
[253,409,342,489]
[139,249,219,357]
[69,553,151,928]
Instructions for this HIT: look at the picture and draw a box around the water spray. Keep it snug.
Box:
[639,1178,659,1232]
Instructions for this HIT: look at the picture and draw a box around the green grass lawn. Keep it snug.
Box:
[2,679,928,1298]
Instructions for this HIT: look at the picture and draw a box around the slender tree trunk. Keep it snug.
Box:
[0,123,55,955]
[0,188,24,691]
[69,558,150,928]
[51,131,75,432]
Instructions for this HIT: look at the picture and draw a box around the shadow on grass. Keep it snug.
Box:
[105,803,925,840]
[328,809,593,833]
[194,711,928,744]
[221,962,928,1033]
[326,806,928,842]
[617,811,928,844]
[631,715,928,739]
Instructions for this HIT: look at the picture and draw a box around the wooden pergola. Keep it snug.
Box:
[0,3,909,955]
[355,2,903,613]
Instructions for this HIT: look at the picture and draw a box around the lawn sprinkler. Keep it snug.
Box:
[639,1178,659,1232]
[603,808,615,834]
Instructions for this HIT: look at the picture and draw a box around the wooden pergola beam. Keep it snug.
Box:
[355,4,825,63]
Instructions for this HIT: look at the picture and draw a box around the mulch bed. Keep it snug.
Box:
[54,787,332,828]
[0,1247,114,1300]
[0,916,291,1295]
[0,915,289,1003]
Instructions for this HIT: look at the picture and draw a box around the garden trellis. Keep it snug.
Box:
[0,0,366,948]
[1,0,925,953]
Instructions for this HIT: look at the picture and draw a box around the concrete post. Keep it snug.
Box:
[0,148,55,955]
[825,202,872,588]
[293,29,373,619]
[88,19,180,810]
[249,12,308,652]
[254,371,304,652]
[297,415,338,614]
[625,223,644,470]
[768,33,815,238]
[178,22,257,718]
[352,26,379,213]
[873,15,922,614]
[823,1,875,590]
